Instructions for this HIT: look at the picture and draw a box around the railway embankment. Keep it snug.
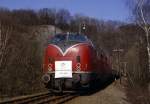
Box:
[64,79,130,104]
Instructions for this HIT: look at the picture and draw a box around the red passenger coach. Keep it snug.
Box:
[42,33,113,92]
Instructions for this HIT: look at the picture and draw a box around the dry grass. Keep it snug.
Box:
[125,85,150,104]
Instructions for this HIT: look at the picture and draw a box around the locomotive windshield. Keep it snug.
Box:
[49,34,66,43]
[48,34,88,44]
[68,34,88,42]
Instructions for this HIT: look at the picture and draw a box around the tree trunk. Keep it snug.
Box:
[145,30,150,73]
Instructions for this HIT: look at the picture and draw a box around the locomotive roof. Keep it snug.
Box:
[48,33,89,44]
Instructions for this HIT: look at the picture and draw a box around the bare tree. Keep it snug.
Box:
[0,21,12,69]
[133,0,150,72]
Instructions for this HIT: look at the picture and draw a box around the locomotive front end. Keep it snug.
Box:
[42,34,96,92]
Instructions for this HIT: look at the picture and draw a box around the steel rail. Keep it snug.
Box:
[0,92,78,104]
[0,92,50,104]
[35,94,78,104]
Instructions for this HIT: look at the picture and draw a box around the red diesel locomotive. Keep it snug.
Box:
[42,33,113,92]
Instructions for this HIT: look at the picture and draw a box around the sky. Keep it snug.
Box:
[0,0,130,22]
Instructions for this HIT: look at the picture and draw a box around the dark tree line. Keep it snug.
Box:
[0,7,129,55]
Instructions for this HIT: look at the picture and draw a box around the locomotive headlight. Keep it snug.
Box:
[42,74,50,83]
[76,63,81,71]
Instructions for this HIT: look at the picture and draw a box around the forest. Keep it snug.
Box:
[0,0,149,103]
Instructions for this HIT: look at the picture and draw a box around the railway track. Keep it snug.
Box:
[0,91,78,104]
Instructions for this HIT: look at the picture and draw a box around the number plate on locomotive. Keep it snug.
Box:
[55,61,72,78]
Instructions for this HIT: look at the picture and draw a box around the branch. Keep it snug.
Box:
[137,20,145,31]
[138,0,147,26]
[136,0,150,33]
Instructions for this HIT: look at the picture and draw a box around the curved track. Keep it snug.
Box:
[0,92,78,104]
